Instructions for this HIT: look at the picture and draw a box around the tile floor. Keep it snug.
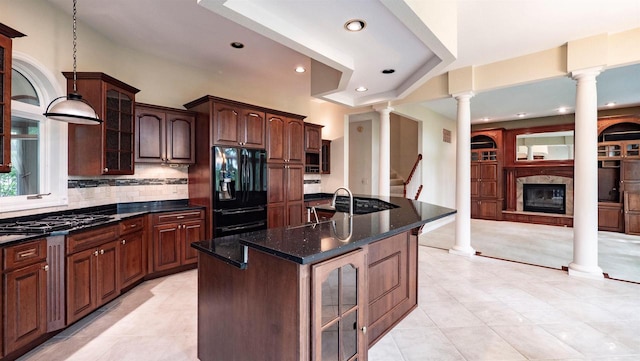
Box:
[18,223,640,361]
[421,218,640,283]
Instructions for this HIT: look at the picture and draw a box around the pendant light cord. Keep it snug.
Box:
[72,0,78,93]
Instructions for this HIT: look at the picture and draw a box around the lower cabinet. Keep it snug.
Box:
[471,199,499,220]
[119,217,146,289]
[66,226,120,325]
[151,210,205,272]
[598,202,623,232]
[311,249,367,361]
[366,231,417,345]
[3,239,48,355]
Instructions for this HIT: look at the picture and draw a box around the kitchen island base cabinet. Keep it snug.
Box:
[366,231,417,345]
[197,247,311,361]
[195,228,419,361]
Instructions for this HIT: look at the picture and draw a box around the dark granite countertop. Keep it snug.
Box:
[0,199,204,246]
[192,196,456,268]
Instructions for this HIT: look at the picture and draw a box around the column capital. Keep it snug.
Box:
[452,91,475,101]
[373,104,394,115]
[571,66,604,81]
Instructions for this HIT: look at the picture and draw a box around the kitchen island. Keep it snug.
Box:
[192,196,455,361]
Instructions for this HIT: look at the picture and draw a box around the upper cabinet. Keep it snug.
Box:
[266,114,304,164]
[213,103,265,149]
[135,103,196,165]
[65,72,139,175]
[0,24,26,173]
[304,123,323,174]
[304,123,322,152]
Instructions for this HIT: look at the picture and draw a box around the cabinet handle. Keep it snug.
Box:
[94,250,99,257]
[43,264,49,272]
[122,239,126,245]
[7,163,12,169]
[103,167,109,173]
[129,224,137,228]
[100,249,105,255]
[176,216,185,219]
[18,249,37,258]
[361,326,367,334]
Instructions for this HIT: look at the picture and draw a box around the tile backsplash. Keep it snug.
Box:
[2,164,189,219]
[304,174,322,194]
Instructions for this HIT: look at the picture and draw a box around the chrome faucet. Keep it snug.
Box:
[332,187,353,217]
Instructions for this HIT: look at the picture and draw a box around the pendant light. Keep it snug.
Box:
[44,0,101,125]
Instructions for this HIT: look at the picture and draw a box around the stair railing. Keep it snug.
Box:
[404,154,423,199]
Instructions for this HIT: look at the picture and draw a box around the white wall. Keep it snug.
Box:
[394,103,457,208]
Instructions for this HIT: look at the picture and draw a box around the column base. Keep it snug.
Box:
[568,262,604,280]
[449,246,475,257]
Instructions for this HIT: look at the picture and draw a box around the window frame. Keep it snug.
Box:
[0,53,68,213]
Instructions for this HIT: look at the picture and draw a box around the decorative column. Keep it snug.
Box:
[450,92,475,256]
[376,106,393,196]
[569,67,604,279]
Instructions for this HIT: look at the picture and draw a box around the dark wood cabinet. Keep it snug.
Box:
[366,231,417,346]
[597,116,640,233]
[135,103,196,165]
[151,210,204,272]
[213,103,266,149]
[266,113,305,227]
[304,123,322,152]
[267,114,305,163]
[321,139,331,174]
[267,162,304,228]
[0,24,25,173]
[119,216,146,290]
[66,225,120,324]
[3,239,47,355]
[304,123,323,173]
[311,249,367,361]
[470,130,503,220]
[65,72,140,175]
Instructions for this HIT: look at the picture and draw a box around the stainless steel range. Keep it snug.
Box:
[0,214,113,235]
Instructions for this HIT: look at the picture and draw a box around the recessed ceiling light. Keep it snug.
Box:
[230,42,244,49]
[381,69,395,74]
[355,86,368,92]
[294,66,306,73]
[344,19,366,32]
[605,102,617,107]
[516,113,526,118]
[558,107,568,113]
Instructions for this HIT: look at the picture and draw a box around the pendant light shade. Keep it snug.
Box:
[44,0,101,125]
[44,93,101,124]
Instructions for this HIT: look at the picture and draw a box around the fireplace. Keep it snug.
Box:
[523,183,566,214]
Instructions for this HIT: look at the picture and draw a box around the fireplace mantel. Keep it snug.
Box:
[504,165,574,212]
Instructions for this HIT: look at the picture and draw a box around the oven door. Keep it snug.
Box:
[213,206,267,237]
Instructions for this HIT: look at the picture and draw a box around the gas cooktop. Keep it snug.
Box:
[0,214,113,235]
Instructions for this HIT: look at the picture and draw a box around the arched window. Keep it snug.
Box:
[0,54,68,212]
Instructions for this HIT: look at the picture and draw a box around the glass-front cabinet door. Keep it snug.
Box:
[105,88,134,173]
[312,249,367,361]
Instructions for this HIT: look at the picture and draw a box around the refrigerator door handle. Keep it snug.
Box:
[214,206,265,215]
[219,221,266,233]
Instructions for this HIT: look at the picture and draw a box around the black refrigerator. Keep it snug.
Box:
[212,146,268,237]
